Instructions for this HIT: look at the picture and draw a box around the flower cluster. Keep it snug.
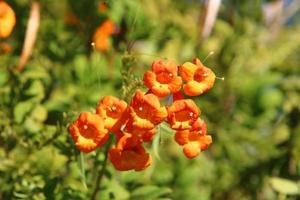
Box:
[69,58,216,171]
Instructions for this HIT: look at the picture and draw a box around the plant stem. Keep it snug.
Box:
[90,140,111,200]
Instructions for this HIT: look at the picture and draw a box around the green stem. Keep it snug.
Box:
[90,139,112,200]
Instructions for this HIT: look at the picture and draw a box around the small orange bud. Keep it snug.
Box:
[69,112,109,153]
[98,2,108,13]
[0,42,12,54]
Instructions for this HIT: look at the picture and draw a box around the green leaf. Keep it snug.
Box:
[273,125,290,144]
[13,191,29,199]
[24,117,42,133]
[99,179,130,200]
[22,66,50,81]
[24,80,45,100]
[131,185,172,200]
[269,177,300,195]
[31,105,48,122]
[14,101,34,123]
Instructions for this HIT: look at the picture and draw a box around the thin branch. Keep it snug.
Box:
[17,1,40,72]
[199,0,221,41]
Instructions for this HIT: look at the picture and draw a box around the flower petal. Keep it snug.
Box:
[178,62,198,81]
[183,143,201,159]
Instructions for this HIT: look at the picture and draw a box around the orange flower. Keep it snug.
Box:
[0,1,16,38]
[92,19,115,51]
[174,118,207,145]
[96,96,128,132]
[143,60,182,97]
[179,58,216,96]
[69,112,109,153]
[109,133,152,171]
[167,99,200,131]
[181,134,212,159]
[129,90,168,130]
[124,119,156,142]
[175,118,211,159]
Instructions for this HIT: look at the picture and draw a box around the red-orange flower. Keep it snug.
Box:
[181,134,212,159]
[174,118,207,145]
[129,90,167,130]
[109,133,151,171]
[0,1,16,38]
[143,60,182,97]
[69,112,109,153]
[124,119,156,142]
[167,99,200,131]
[175,118,212,159]
[96,96,128,132]
[92,19,115,51]
[179,58,216,96]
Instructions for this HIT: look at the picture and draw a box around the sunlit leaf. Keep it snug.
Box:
[269,177,300,195]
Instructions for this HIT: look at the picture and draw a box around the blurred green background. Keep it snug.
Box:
[1,0,300,199]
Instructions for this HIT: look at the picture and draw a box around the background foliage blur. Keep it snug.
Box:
[1,0,300,199]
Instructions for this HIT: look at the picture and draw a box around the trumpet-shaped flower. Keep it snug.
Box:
[96,96,128,132]
[124,119,156,142]
[167,99,200,131]
[0,1,16,38]
[129,90,167,130]
[174,118,207,145]
[175,118,211,159]
[143,60,182,97]
[179,58,216,96]
[69,112,109,153]
[109,133,151,171]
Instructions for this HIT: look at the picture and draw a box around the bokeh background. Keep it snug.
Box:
[1,0,300,199]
